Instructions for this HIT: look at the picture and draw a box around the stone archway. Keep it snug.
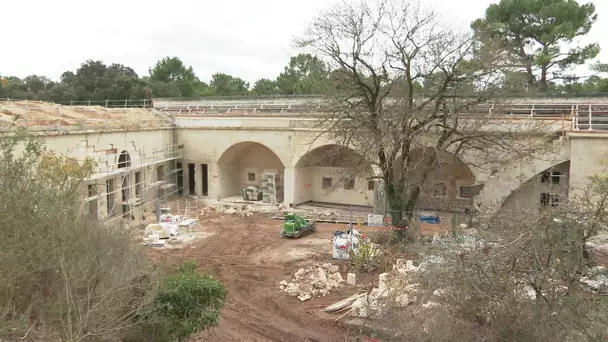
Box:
[293,144,373,207]
[476,146,570,218]
[496,160,571,215]
[405,148,476,213]
[217,141,285,203]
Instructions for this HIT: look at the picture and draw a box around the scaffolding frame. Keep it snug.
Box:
[540,167,569,208]
[82,143,184,225]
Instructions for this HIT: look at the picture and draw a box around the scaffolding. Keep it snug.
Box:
[82,143,184,225]
[540,167,569,208]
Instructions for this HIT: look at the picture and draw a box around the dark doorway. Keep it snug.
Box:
[201,164,209,196]
[117,150,131,203]
[106,179,115,216]
[177,162,184,195]
[188,163,195,195]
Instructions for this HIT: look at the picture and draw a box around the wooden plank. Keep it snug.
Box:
[324,293,364,313]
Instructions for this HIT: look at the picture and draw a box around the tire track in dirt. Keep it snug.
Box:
[149,212,349,342]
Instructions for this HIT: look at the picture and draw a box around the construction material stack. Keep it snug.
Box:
[261,172,283,204]
[281,213,316,238]
[242,185,262,201]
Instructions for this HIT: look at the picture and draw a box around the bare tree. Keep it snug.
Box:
[297,0,538,232]
[400,175,608,342]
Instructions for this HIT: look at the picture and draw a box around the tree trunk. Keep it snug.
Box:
[525,62,535,88]
[385,182,420,240]
[539,66,548,91]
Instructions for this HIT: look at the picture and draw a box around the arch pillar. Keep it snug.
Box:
[283,167,296,207]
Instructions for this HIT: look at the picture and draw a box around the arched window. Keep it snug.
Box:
[433,183,447,197]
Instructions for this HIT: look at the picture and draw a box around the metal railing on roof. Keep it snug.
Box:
[3,97,608,131]
[159,102,608,131]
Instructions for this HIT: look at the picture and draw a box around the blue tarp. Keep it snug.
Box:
[419,215,440,224]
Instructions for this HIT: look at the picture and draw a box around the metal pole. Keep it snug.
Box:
[588,104,593,131]
[349,205,353,255]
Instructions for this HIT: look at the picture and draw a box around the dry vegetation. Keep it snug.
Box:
[0,100,171,129]
[0,131,225,342]
[354,177,608,341]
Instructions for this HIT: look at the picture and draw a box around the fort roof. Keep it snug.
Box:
[0,100,172,131]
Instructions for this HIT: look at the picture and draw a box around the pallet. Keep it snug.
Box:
[271,214,354,224]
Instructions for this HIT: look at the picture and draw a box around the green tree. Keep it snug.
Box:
[276,53,330,95]
[473,0,599,91]
[149,57,207,98]
[22,75,55,94]
[251,78,279,95]
[208,73,249,96]
[142,261,226,342]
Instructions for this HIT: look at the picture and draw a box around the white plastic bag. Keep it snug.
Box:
[332,228,361,260]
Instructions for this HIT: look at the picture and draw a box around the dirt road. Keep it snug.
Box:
[147,206,451,342]
[148,211,377,342]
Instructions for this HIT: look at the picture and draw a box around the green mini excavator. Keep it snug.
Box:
[281,213,316,238]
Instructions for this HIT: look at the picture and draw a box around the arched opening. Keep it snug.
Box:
[217,142,285,203]
[405,148,475,213]
[294,144,373,207]
[117,150,132,203]
[500,160,570,214]
[118,150,131,169]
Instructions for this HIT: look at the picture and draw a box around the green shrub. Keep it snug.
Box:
[149,261,227,342]
[0,132,164,341]
[350,237,381,272]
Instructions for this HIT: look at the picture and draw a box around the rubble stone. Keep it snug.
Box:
[279,263,345,299]
[284,283,300,297]
[394,294,413,307]
[298,294,312,301]
[346,273,357,285]
[393,259,420,275]
[422,301,442,309]
[378,273,389,290]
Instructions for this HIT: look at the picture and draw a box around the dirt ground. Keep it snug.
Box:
[147,208,450,342]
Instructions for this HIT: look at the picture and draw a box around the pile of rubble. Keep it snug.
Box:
[580,266,608,293]
[200,204,257,216]
[279,263,345,301]
[586,233,608,267]
[201,202,285,217]
[324,259,430,319]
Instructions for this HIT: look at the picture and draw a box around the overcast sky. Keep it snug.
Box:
[2,0,607,84]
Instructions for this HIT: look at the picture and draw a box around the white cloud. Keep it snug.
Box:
[2,0,606,83]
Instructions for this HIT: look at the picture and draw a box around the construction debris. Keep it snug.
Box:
[580,266,608,293]
[333,227,380,261]
[346,273,357,285]
[323,259,422,319]
[279,263,345,301]
[201,203,256,216]
[201,201,281,217]
[586,233,608,267]
[324,293,365,313]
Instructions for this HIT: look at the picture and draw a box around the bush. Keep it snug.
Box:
[409,176,608,341]
[0,132,226,341]
[147,261,227,342]
[350,237,381,272]
[0,132,166,341]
